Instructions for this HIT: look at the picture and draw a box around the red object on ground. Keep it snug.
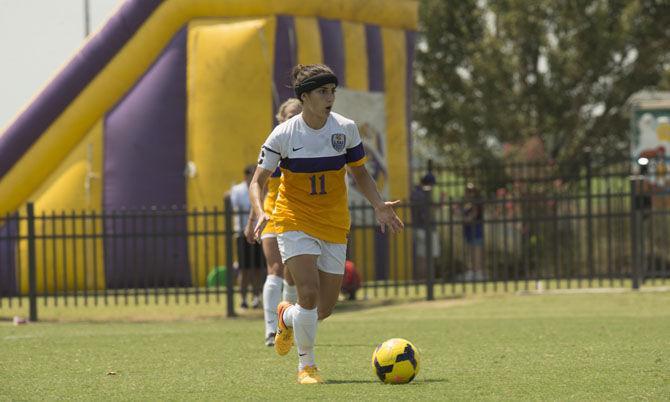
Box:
[341,260,361,296]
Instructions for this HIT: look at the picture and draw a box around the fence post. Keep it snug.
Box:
[630,177,641,290]
[423,186,435,301]
[223,196,237,317]
[26,202,38,322]
[585,148,594,286]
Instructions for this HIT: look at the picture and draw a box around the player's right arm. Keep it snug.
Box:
[250,127,286,240]
[249,167,273,241]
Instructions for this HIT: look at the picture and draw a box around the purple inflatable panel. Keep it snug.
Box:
[103,28,190,289]
[319,18,346,87]
[273,15,297,121]
[365,25,384,92]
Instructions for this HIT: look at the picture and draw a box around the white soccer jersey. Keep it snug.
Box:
[257,112,367,244]
[229,181,251,235]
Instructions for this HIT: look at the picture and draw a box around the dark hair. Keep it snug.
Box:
[640,164,649,176]
[244,164,255,175]
[420,172,436,186]
[291,64,335,100]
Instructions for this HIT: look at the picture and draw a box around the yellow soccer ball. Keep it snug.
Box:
[371,338,420,384]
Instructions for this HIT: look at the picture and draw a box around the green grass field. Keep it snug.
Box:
[1,291,669,401]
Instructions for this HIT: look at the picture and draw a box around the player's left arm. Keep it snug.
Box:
[347,164,404,234]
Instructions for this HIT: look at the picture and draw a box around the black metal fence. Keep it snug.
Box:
[406,155,669,295]
[420,177,668,287]
[1,165,668,321]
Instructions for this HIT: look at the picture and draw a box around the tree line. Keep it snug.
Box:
[414,0,670,170]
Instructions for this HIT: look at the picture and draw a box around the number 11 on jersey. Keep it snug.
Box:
[309,175,327,195]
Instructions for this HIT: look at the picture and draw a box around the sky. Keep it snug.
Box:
[0,0,123,131]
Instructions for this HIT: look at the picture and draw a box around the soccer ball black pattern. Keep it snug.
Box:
[371,338,420,384]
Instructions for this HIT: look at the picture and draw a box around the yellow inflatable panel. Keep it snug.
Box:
[17,120,106,293]
[186,17,275,285]
[383,28,409,201]
[187,17,274,208]
[294,17,324,65]
[174,0,417,30]
[383,28,411,280]
[31,120,104,212]
[342,21,369,91]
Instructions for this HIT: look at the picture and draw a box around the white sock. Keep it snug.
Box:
[282,280,298,304]
[262,274,283,337]
[293,304,317,370]
[283,304,295,328]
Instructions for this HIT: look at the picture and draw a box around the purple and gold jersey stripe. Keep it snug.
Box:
[280,155,347,173]
[346,142,366,164]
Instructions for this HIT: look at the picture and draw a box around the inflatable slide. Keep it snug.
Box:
[0,0,418,294]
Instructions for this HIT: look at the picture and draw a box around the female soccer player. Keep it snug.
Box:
[248,64,404,384]
[245,98,302,347]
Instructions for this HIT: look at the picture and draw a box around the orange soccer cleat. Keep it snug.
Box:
[297,365,323,384]
[274,301,294,356]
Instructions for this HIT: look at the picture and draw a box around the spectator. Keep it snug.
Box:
[230,164,264,309]
[462,182,486,281]
[635,156,653,212]
[410,173,439,281]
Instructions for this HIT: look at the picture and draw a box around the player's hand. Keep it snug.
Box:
[244,221,256,244]
[374,200,404,234]
[253,213,270,242]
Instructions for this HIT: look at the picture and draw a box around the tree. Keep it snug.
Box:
[414,0,670,168]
